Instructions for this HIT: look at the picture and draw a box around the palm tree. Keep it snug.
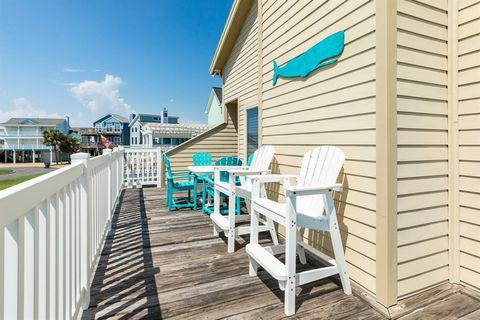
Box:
[43,128,63,164]
[59,136,79,164]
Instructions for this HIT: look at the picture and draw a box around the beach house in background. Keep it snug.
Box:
[128,108,179,146]
[93,113,130,147]
[0,116,70,163]
[204,87,224,126]
[69,127,100,155]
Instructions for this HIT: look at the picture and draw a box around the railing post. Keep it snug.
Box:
[102,149,113,234]
[71,152,91,310]
[156,148,162,188]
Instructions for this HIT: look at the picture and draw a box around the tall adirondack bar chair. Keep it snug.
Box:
[164,154,197,211]
[210,145,278,253]
[202,156,242,215]
[247,146,351,316]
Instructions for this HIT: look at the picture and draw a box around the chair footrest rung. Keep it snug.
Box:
[246,244,287,281]
[210,213,229,231]
[295,266,339,286]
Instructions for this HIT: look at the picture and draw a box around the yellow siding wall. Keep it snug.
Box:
[164,108,238,174]
[222,1,259,162]
[395,0,449,299]
[458,0,480,292]
[260,0,377,295]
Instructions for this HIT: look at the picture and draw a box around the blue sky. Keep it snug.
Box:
[0,0,231,126]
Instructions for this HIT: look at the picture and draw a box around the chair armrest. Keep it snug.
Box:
[284,184,343,196]
[174,170,192,175]
[203,176,214,185]
[249,174,297,183]
[229,169,270,176]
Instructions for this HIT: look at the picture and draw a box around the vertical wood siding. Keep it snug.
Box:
[260,0,377,295]
[222,1,259,162]
[395,0,449,299]
[457,0,480,292]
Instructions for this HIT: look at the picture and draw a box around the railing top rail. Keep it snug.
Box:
[0,162,83,228]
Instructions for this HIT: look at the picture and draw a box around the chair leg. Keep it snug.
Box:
[202,181,207,214]
[227,190,236,253]
[266,217,279,245]
[330,216,351,295]
[193,183,197,211]
[249,208,259,276]
[327,195,351,295]
[284,216,297,316]
[284,196,297,316]
[236,196,241,215]
[213,186,221,235]
[167,182,172,212]
[297,229,307,265]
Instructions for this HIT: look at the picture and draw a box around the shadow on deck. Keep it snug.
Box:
[82,188,480,319]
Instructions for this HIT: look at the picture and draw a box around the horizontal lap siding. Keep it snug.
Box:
[458,0,480,292]
[261,0,377,295]
[222,1,259,162]
[165,114,238,174]
[396,0,449,299]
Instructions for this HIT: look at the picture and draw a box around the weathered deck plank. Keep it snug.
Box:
[83,188,480,319]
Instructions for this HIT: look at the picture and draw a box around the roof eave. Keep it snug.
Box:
[209,0,253,75]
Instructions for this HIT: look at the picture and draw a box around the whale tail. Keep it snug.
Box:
[272,61,280,86]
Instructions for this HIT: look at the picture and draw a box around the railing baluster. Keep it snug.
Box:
[34,201,47,319]
[0,221,19,319]
[56,189,64,319]
[64,185,71,319]
[46,194,57,319]
[19,211,35,319]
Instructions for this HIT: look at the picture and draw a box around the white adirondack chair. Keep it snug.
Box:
[247,146,351,316]
[210,145,279,253]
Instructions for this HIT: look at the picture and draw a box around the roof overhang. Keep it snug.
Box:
[209,0,254,75]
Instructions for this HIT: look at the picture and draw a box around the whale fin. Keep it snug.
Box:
[317,58,338,69]
[272,61,280,86]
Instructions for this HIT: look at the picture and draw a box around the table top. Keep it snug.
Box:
[188,166,214,174]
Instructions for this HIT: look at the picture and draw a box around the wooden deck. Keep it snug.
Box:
[82,188,480,319]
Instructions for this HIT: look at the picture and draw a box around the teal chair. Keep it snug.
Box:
[192,152,212,184]
[164,154,197,212]
[192,152,213,167]
[202,156,242,215]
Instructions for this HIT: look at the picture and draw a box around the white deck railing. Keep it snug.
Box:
[0,147,124,319]
[124,147,162,188]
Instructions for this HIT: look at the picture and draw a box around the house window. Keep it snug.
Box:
[163,138,171,145]
[246,107,259,158]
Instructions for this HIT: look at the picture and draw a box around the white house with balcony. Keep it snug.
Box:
[0,117,70,163]
[140,122,209,152]
[128,108,179,147]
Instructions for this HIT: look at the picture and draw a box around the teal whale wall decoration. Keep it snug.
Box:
[272,31,345,86]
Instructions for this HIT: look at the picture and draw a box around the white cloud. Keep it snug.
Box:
[69,74,132,116]
[62,68,102,73]
[63,68,85,73]
[0,98,62,123]
[169,98,175,103]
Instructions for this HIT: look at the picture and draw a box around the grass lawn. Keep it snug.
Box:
[0,169,14,175]
[0,173,45,191]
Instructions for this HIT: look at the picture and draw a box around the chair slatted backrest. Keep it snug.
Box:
[216,156,242,182]
[296,146,345,218]
[192,152,213,166]
[164,154,173,179]
[243,145,275,189]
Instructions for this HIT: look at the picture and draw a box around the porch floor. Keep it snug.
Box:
[82,188,480,319]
